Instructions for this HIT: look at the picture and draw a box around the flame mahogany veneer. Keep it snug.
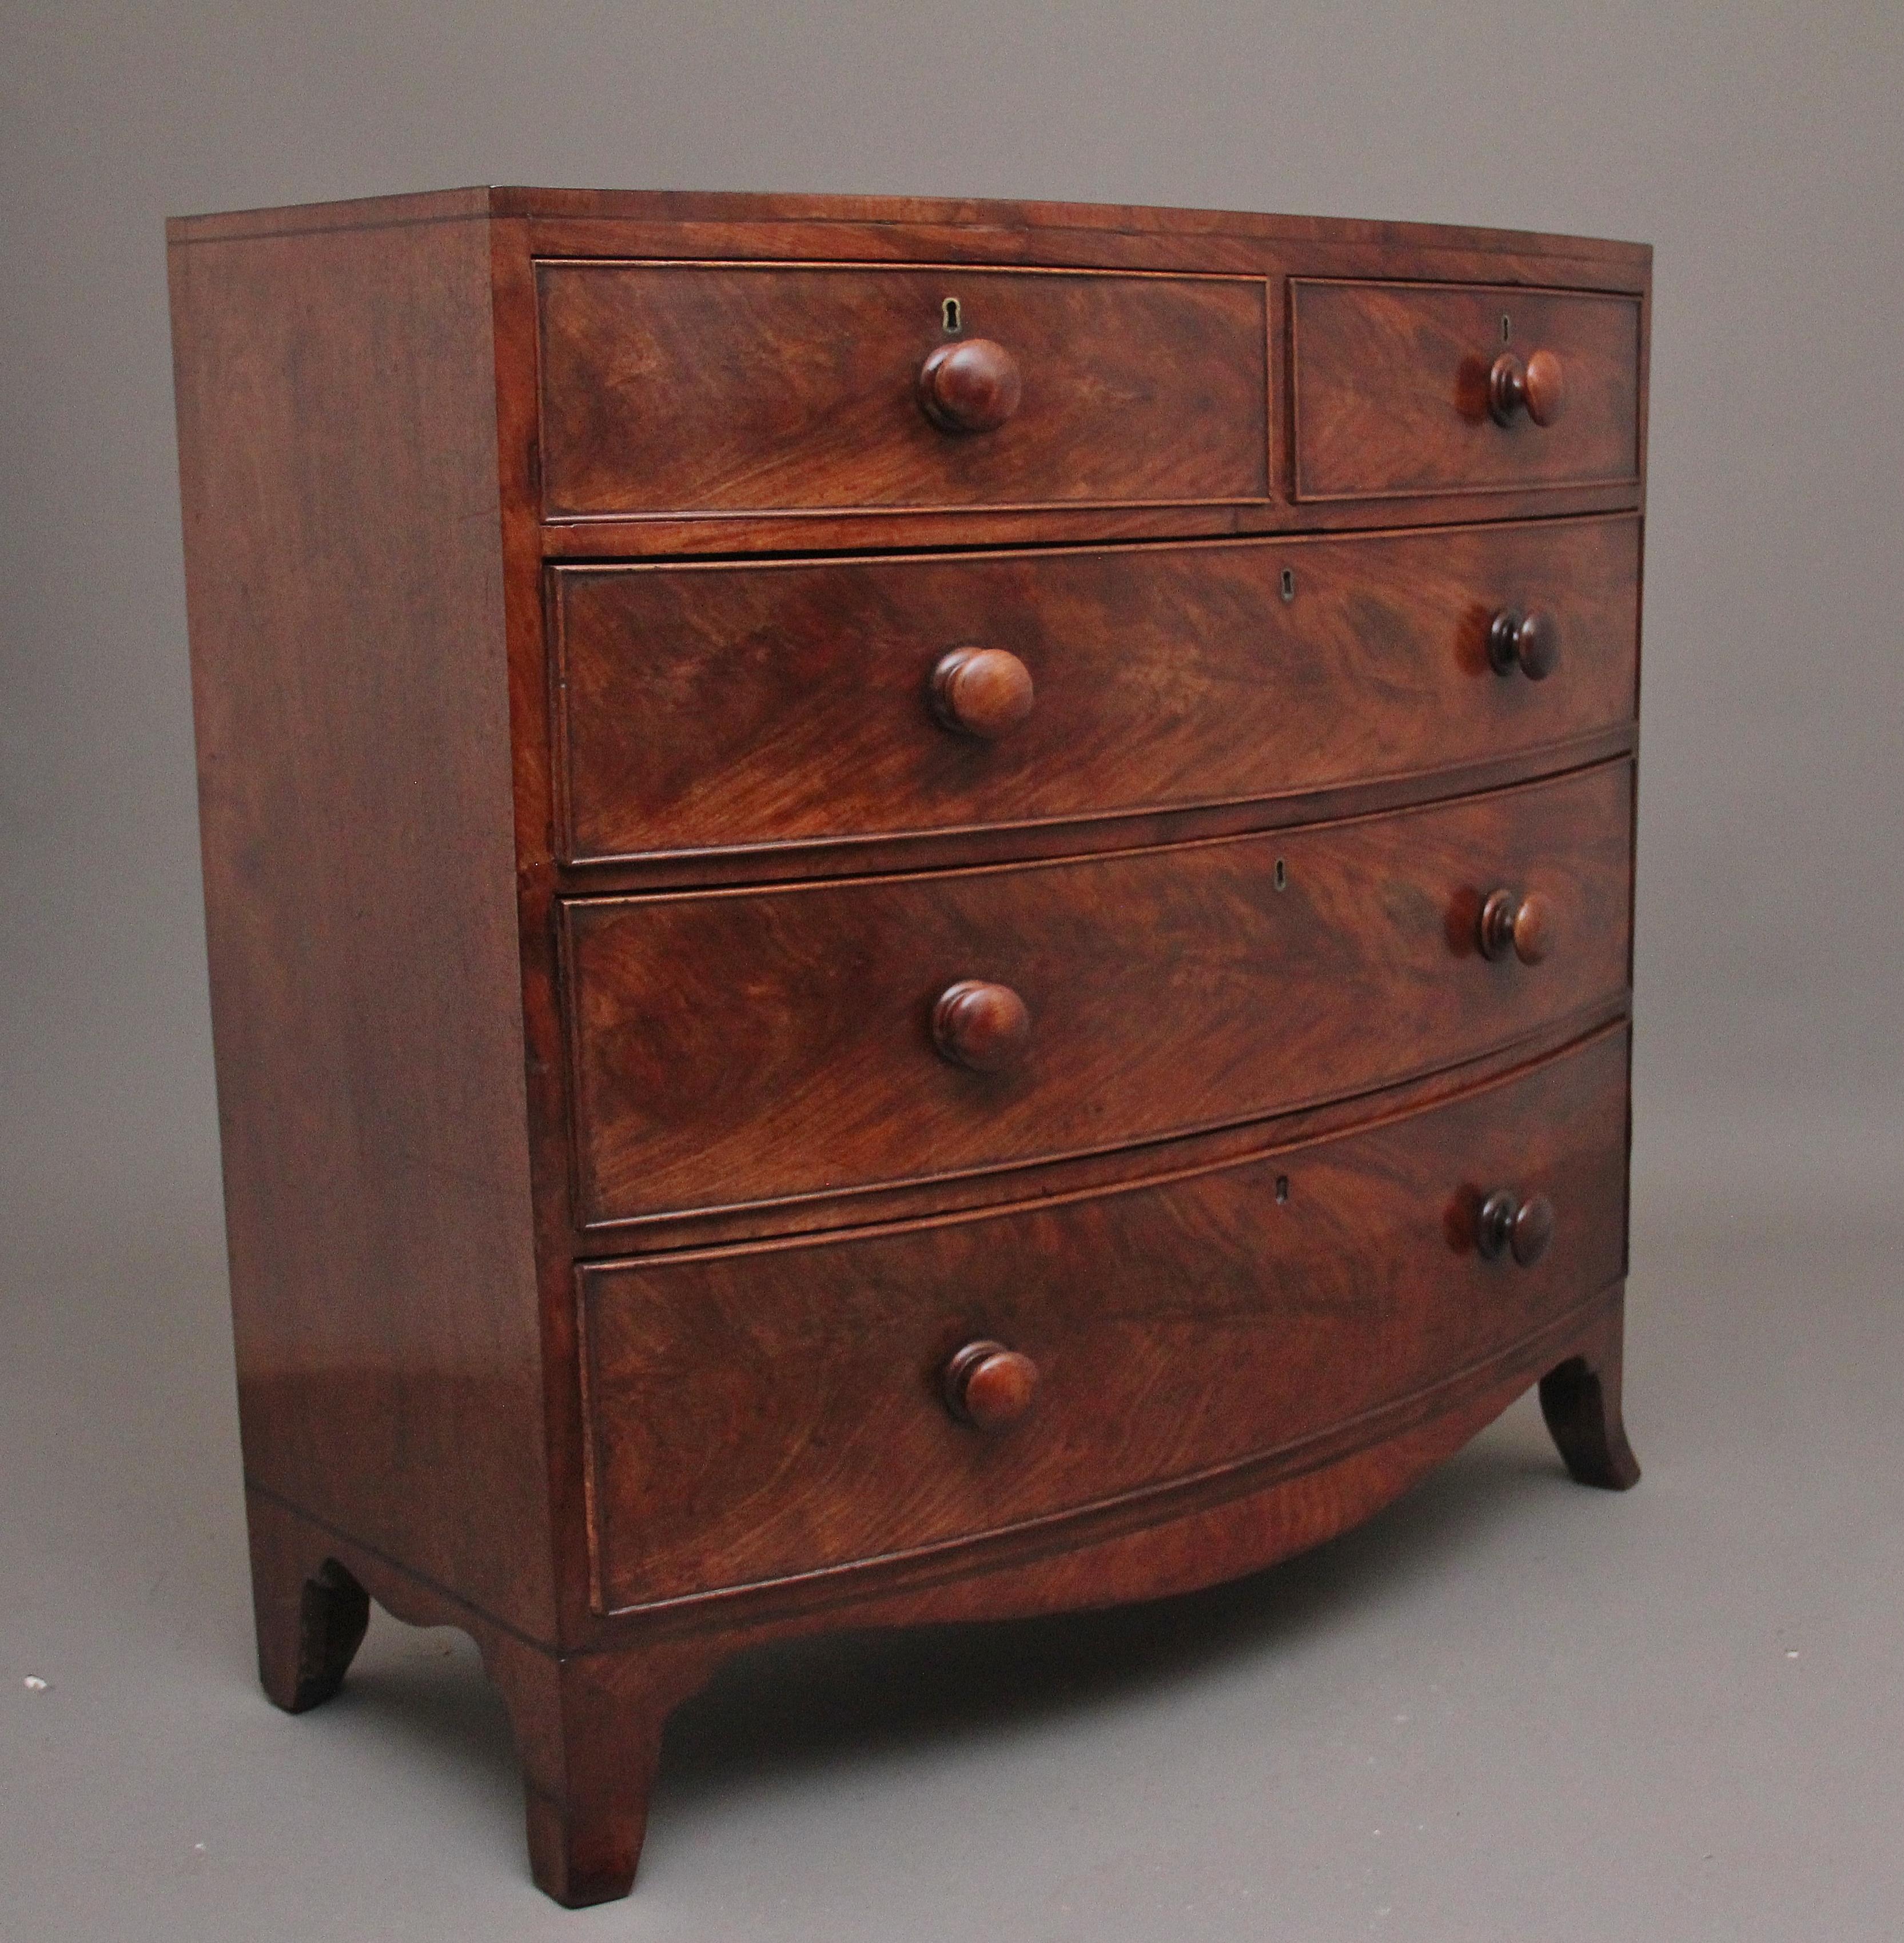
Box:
[168,186,1650,1906]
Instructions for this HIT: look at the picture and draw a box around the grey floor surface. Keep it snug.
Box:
[5,1168,1901,1942]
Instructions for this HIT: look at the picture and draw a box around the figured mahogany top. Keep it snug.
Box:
[166,185,1652,266]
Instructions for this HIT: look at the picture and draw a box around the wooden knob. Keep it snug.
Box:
[1487,609,1560,681]
[931,646,1035,739]
[943,1340,1039,1430]
[918,338,1022,433]
[1479,889,1552,965]
[1488,349,1565,427]
[933,979,1031,1072]
[1477,1191,1555,1267]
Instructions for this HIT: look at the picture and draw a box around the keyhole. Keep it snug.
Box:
[942,296,962,334]
[1275,1175,1290,1204]
[1273,858,1288,891]
[1280,567,1296,603]
[1500,313,1512,343]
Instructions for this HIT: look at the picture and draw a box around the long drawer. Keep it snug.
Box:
[577,1024,1630,1611]
[552,515,1639,865]
[535,261,1270,521]
[560,761,1632,1227]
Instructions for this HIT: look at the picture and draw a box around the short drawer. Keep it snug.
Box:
[1291,280,1641,502]
[535,261,1269,520]
[577,1024,1630,1611]
[560,761,1632,1227]
[552,514,1638,865]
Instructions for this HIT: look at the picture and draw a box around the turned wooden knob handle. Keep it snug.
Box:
[1477,1191,1555,1267]
[1479,888,1552,965]
[943,1340,1039,1430]
[1488,349,1565,427]
[933,979,1031,1072]
[918,337,1022,433]
[1487,609,1560,681]
[931,646,1035,739]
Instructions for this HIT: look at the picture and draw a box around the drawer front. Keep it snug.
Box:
[561,761,1632,1227]
[553,515,1639,865]
[535,262,1270,520]
[579,1026,1630,1611]
[1291,280,1641,502]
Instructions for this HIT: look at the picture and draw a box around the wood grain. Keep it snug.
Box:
[553,514,1639,866]
[561,761,1633,1227]
[168,207,556,1639]
[166,185,1650,273]
[1291,280,1640,501]
[535,261,1270,518]
[170,186,1652,1907]
[577,1027,1630,1611]
[244,1272,1630,1900]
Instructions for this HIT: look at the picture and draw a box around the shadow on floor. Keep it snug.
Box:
[658,1420,1570,1800]
[316,1412,1576,1850]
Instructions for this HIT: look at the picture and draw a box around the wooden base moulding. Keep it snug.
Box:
[248,1283,1637,1907]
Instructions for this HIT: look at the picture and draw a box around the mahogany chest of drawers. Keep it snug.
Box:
[168,187,1648,1906]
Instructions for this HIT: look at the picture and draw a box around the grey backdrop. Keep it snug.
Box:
[3,5,1901,1940]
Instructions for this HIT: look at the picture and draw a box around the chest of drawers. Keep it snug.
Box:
[168,187,1648,1906]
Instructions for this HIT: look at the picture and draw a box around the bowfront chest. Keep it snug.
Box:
[169,187,1648,1906]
